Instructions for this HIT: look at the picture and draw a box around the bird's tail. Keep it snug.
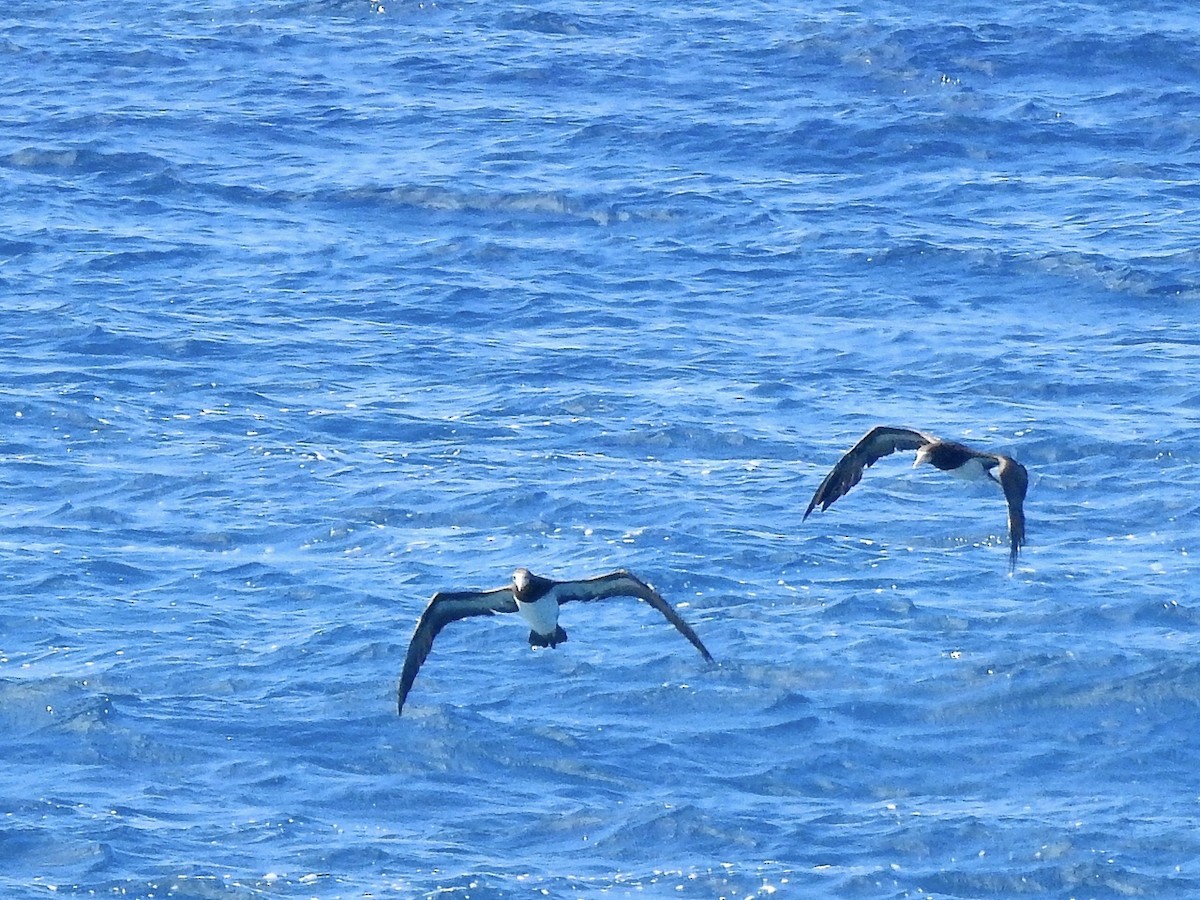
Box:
[529,626,568,649]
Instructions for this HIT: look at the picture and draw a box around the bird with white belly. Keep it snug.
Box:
[397,568,714,715]
[804,425,1029,570]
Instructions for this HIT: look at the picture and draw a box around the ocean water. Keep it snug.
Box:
[3,0,1200,897]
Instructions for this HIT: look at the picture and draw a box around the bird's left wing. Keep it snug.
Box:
[804,425,934,518]
[558,570,715,663]
[397,586,518,715]
[996,455,1028,570]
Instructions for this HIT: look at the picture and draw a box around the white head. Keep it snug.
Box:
[913,447,932,469]
[513,568,533,594]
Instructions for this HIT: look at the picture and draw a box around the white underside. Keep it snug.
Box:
[516,590,560,636]
[947,457,995,483]
[920,455,994,483]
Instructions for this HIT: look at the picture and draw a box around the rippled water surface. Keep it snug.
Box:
[3,1,1200,897]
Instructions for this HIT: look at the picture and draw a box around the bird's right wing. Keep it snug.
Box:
[804,425,934,518]
[996,455,1029,571]
[397,586,517,715]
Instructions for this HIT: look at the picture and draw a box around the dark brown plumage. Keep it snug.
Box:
[397,568,714,715]
[804,425,1029,569]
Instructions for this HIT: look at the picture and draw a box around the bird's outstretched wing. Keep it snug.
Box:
[804,425,934,518]
[556,570,715,663]
[397,586,518,715]
[996,455,1028,570]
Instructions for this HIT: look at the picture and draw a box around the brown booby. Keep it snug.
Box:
[804,425,1029,569]
[397,568,714,715]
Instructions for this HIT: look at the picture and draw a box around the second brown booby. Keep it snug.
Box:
[397,568,714,715]
[804,425,1029,569]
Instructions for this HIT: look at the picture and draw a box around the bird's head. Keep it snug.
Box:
[913,446,933,469]
[512,567,533,595]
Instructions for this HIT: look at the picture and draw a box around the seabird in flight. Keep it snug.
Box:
[397,568,714,715]
[804,425,1029,569]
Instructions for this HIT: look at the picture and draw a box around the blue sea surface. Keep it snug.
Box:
[3,1,1200,897]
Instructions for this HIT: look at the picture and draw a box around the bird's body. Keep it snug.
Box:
[397,568,713,714]
[517,591,565,645]
[512,568,567,646]
[804,425,1028,569]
